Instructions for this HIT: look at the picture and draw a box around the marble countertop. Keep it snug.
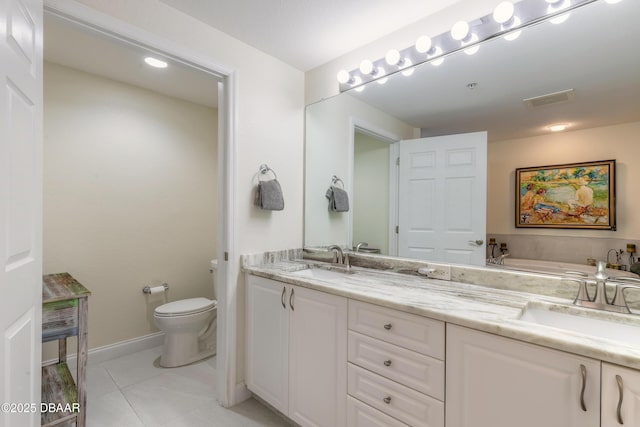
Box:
[244,260,640,370]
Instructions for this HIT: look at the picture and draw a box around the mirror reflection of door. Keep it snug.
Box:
[398,132,487,266]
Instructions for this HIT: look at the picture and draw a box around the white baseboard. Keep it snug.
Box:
[43,332,165,366]
[234,383,252,405]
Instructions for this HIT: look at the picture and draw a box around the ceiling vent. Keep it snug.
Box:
[523,89,575,108]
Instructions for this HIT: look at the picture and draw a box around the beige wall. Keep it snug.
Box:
[353,132,390,254]
[488,121,640,239]
[43,62,218,359]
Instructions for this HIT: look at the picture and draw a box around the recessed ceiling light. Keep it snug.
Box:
[548,123,569,132]
[144,57,168,68]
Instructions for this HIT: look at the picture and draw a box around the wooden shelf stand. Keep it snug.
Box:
[41,273,91,427]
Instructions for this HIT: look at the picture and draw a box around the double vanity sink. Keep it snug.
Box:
[270,260,640,367]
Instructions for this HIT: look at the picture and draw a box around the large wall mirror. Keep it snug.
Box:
[305,0,640,267]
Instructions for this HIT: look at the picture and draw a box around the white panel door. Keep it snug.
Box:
[446,325,600,427]
[602,363,640,427]
[289,285,347,427]
[398,132,486,265]
[0,0,43,426]
[245,275,290,414]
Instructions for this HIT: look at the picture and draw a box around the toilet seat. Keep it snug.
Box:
[155,297,217,317]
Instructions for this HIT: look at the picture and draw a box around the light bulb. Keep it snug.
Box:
[463,34,480,55]
[376,67,388,84]
[415,36,433,54]
[401,59,414,76]
[451,21,470,41]
[493,1,515,24]
[504,28,522,41]
[385,49,401,66]
[550,13,570,24]
[429,46,444,66]
[359,59,374,75]
[144,57,168,68]
[337,70,351,84]
[547,0,571,23]
[548,123,569,132]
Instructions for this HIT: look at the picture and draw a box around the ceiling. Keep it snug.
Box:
[348,0,640,141]
[158,0,463,71]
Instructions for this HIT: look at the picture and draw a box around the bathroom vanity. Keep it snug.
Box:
[244,254,640,427]
[41,273,90,427]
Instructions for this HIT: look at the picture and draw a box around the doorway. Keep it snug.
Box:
[42,6,235,406]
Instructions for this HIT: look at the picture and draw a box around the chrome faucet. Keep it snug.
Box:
[355,242,368,253]
[327,245,349,266]
[568,261,638,314]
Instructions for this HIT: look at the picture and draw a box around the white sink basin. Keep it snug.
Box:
[519,302,640,347]
[290,267,353,281]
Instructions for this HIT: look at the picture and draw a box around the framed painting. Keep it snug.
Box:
[515,159,616,230]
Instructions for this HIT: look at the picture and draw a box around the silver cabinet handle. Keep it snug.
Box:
[383,360,392,367]
[281,287,286,309]
[383,396,391,404]
[289,288,295,311]
[383,323,392,330]
[468,239,484,246]
[580,364,587,412]
[616,374,624,424]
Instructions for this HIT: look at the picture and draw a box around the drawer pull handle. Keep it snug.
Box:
[383,396,392,404]
[281,287,286,309]
[289,288,295,311]
[383,323,392,330]
[616,374,624,424]
[383,359,392,367]
[580,364,587,412]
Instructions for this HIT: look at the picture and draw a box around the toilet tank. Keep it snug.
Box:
[210,259,218,299]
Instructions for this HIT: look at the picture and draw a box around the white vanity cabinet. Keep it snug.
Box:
[446,324,600,427]
[245,275,347,427]
[602,363,640,426]
[347,300,445,427]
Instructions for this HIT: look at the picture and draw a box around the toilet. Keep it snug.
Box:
[153,259,218,367]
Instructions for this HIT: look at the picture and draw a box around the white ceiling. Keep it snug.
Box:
[158,0,462,71]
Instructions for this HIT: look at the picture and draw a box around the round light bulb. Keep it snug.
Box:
[493,1,515,24]
[429,46,444,66]
[385,49,401,66]
[377,67,388,85]
[401,59,414,77]
[415,36,432,53]
[359,59,374,75]
[337,70,351,84]
[463,34,480,55]
[451,21,470,41]
[504,29,522,41]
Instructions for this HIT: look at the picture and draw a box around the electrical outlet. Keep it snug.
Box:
[426,263,451,281]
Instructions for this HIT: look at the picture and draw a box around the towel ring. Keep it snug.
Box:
[254,164,278,182]
[331,175,344,188]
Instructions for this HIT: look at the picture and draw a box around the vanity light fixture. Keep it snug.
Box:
[337,0,612,92]
[144,56,168,68]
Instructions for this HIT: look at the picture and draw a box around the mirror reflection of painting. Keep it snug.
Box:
[516,160,615,230]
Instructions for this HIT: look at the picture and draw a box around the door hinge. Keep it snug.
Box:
[395,225,399,234]
[396,157,400,166]
[224,251,229,261]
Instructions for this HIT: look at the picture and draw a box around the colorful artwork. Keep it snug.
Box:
[515,160,616,229]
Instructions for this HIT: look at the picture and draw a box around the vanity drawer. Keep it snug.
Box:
[347,395,410,427]
[348,331,444,400]
[348,363,444,427]
[348,300,445,359]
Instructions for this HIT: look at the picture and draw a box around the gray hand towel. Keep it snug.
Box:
[325,186,349,212]
[255,179,284,211]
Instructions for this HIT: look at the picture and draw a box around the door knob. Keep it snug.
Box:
[468,239,484,246]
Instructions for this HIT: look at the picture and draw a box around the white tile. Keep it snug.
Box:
[102,347,164,388]
[122,371,217,426]
[175,399,292,427]
[86,364,119,399]
[86,390,144,427]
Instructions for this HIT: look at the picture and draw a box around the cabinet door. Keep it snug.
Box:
[246,275,289,413]
[446,324,600,427]
[289,285,348,427]
[602,363,640,426]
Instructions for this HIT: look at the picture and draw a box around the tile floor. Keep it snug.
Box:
[77,347,291,426]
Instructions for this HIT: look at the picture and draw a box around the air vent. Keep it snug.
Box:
[523,89,575,108]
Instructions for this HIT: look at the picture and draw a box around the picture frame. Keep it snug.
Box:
[515,159,616,230]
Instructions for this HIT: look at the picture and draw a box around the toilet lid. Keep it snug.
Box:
[155,297,217,316]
